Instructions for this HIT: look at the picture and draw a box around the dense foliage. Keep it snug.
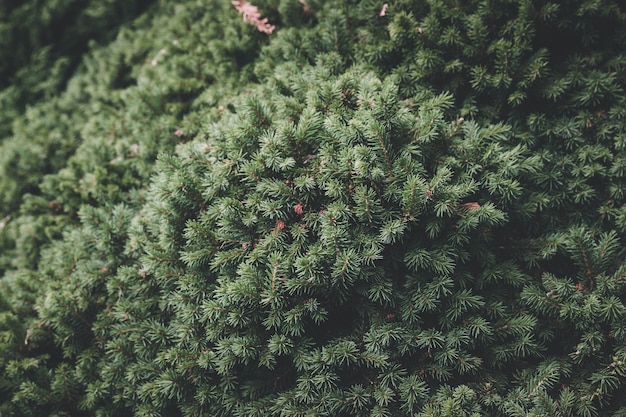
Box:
[0,0,155,138]
[1,0,626,416]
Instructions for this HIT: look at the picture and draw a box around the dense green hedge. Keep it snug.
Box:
[1,0,626,416]
[0,0,155,139]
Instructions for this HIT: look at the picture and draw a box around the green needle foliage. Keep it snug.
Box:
[1,0,626,416]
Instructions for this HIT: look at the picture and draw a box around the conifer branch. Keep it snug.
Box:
[375,130,393,175]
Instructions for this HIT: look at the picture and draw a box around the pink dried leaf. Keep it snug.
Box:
[232,0,275,34]
[379,3,388,17]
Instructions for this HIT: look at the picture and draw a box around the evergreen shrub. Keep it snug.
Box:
[1,0,626,416]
